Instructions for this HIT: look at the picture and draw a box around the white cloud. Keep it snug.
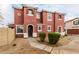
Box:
[0,4,14,25]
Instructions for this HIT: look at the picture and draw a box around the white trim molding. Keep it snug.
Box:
[24,33,28,38]
[47,25,51,32]
[57,26,62,33]
[26,24,35,37]
[33,33,37,37]
[47,13,52,21]
[27,24,34,33]
[27,14,34,16]
[58,19,62,20]
[37,25,42,32]
[27,9,34,16]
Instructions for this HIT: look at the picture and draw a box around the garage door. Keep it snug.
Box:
[67,29,79,34]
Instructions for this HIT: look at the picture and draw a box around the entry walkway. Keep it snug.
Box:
[28,38,53,53]
[27,36,79,54]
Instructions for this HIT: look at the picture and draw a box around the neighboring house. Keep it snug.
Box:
[65,17,79,34]
[14,5,65,38]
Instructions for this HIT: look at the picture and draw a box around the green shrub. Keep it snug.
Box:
[39,32,46,42]
[48,32,61,44]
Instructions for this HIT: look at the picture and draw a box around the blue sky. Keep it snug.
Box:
[0,4,79,25]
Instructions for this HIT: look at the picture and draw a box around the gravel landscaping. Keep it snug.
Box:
[0,38,49,54]
[0,35,78,54]
[37,36,72,47]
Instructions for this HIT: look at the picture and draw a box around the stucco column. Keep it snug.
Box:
[23,25,28,38]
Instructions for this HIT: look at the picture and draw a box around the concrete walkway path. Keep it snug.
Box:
[27,36,79,54]
[28,38,53,53]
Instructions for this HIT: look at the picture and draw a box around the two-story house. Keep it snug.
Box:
[65,17,79,34]
[14,5,65,38]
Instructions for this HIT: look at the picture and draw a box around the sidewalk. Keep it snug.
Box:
[28,38,53,53]
[28,37,79,54]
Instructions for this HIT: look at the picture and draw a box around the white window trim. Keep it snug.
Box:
[27,10,34,16]
[27,14,34,16]
[38,25,42,32]
[58,19,62,20]
[58,15,62,20]
[47,13,52,21]
[36,13,40,19]
[57,26,62,33]
[73,20,79,26]
[47,25,51,32]
[16,25,24,34]
[17,13,21,16]
[27,24,34,33]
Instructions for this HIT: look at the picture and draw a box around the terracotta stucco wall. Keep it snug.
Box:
[54,13,64,32]
[14,9,24,25]
[23,7,37,33]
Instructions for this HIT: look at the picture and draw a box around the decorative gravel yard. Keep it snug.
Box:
[0,35,78,54]
[37,36,72,47]
[0,38,49,54]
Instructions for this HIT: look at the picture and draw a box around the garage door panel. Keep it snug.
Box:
[67,29,79,34]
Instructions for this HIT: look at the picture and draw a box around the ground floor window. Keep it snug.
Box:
[16,25,24,34]
[38,25,42,32]
[47,25,51,32]
[58,26,62,33]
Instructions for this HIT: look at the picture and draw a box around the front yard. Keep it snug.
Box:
[0,35,79,54]
[0,38,49,54]
[37,36,72,47]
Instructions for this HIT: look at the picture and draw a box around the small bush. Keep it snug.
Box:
[48,32,61,44]
[39,32,46,42]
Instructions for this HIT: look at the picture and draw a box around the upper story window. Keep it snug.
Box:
[17,13,21,16]
[47,13,52,21]
[73,19,79,25]
[58,15,62,20]
[47,25,51,32]
[36,13,40,19]
[27,9,33,16]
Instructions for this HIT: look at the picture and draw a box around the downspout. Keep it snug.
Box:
[53,13,55,32]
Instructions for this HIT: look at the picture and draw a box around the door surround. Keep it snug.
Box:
[27,24,34,37]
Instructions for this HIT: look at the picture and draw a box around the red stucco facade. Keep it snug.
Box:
[14,6,65,38]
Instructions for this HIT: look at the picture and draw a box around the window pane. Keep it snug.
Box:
[47,26,51,31]
[36,13,40,18]
[27,9,33,16]
[73,20,79,25]
[47,13,52,21]
[58,27,61,33]
[48,16,51,19]
[39,26,41,30]
[29,10,32,14]
[58,15,62,19]
[48,27,50,30]
[17,26,23,33]
[38,25,42,32]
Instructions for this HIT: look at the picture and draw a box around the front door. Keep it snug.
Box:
[28,25,33,37]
